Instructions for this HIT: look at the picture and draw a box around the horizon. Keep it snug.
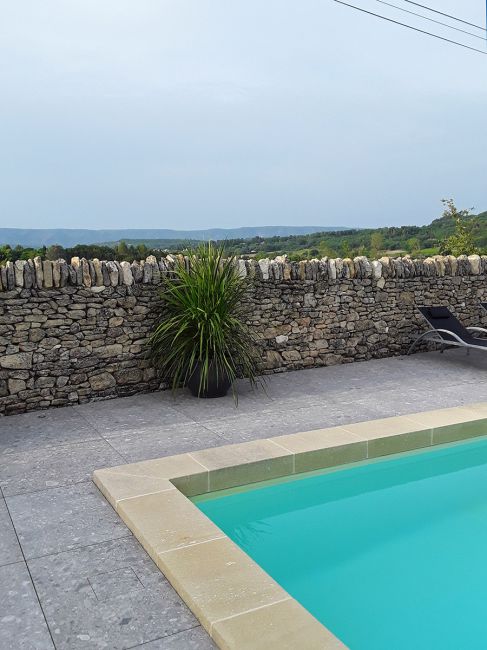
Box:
[1,1,486,230]
[1,202,486,236]
[0,224,345,233]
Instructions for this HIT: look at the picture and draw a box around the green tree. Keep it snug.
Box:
[46,244,66,260]
[341,240,351,258]
[370,232,384,258]
[116,240,129,259]
[19,248,41,260]
[318,243,338,258]
[406,237,421,256]
[0,244,13,263]
[136,243,149,258]
[439,199,479,256]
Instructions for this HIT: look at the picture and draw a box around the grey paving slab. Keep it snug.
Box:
[89,567,144,600]
[0,497,23,566]
[0,561,54,650]
[74,393,194,437]
[132,627,216,649]
[0,439,126,497]
[262,388,363,413]
[0,407,100,456]
[161,386,275,423]
[7,483,130,559]
[29,536,163,596]
[203,399,386,443]
[260,356,482,404]
[106,422,224,463]
[357,382,487,419]
[393,350,487,385]
[29,537,196,650]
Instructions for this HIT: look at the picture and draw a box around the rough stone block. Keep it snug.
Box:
[97,344,123,358]
[115,368,143,384]
[88,372,117,390]
[0,352,33,369]
[8,378,26,394]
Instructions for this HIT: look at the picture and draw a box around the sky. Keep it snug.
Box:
[0,0,486,230]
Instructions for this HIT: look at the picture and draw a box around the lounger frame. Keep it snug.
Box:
[407,308,487,355]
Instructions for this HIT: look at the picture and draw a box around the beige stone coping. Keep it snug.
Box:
[93,402,487,650]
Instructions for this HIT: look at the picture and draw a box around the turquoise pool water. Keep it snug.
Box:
[194,437,487,649]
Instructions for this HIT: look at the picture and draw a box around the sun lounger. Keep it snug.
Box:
[408,306,487,355]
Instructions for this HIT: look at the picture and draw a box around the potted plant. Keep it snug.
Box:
[149,242,261,400]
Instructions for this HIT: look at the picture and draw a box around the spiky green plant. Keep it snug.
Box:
[148,242,261,401]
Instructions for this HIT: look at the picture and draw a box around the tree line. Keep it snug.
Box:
[0,241,161,265]
[222,201,486,260]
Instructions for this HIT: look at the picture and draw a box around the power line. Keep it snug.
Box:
[374,0,486,41]
[402,1,487,32]
[332,0,487,55]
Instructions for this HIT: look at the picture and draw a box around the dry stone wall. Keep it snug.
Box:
[1,254,486,415]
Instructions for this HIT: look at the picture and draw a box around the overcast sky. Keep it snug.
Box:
[1,0,486,230]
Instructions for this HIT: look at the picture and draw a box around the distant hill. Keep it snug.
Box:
[0,226,349,248]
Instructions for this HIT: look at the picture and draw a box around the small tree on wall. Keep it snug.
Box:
[440,199,480,256]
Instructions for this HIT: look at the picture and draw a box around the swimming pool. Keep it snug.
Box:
[195,436,487,649]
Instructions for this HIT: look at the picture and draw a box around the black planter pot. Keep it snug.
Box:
[187,363,232,398]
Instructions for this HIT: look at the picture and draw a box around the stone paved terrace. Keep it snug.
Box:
[1,349,487,650]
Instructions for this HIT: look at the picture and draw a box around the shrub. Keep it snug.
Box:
[149,242,261,401]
